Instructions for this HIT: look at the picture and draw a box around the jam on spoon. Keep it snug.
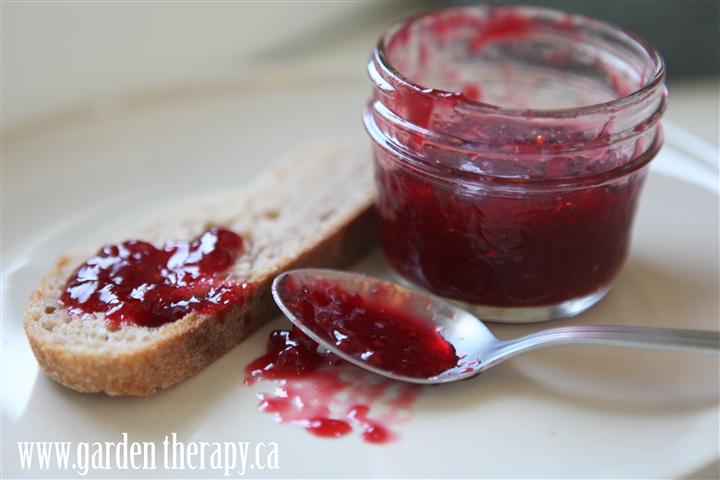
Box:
[273,269,720,387]
[244,274,446,443]
[274,274,460,378]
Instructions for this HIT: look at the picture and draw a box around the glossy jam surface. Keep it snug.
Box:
[246,326,420,443]
[245,327,330,381]
[376,164,646,306]
[61,228,250,329]
[276,277,459,378]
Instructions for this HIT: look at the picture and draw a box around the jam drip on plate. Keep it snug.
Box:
[61,228,250,329]
[276,277,460,378]
[246,326,421,444]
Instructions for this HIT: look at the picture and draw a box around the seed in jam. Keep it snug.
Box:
[60,228,250,329]
[275,276,459,378]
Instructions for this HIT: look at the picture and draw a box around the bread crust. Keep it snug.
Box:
[23,147,377,396]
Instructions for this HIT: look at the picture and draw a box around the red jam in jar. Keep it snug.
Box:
[61,228,251,329]
[364,5,667,321]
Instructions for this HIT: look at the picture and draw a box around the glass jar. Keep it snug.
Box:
[363,5,667,322]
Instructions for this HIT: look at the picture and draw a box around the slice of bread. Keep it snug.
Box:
[24,145,376,396]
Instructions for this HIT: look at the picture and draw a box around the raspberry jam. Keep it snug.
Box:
[245,326,420,443]
[61,228,251,329]
[364,5,667,320]
[275,276,459,378]
[375,167,646,307]
[245,327,329,381]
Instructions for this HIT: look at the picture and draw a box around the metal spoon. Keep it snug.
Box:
[271,269,720,385]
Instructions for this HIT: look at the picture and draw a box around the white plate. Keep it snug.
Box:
[2,69,719,479]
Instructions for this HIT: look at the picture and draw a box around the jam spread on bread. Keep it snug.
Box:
[246,326,420,443]
[60,228,250,329]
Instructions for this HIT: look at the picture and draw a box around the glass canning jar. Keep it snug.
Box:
[363,5,667,322]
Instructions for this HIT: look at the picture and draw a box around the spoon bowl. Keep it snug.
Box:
[272,269,720,384]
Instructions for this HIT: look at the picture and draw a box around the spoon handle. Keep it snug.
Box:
[493,326,720,361]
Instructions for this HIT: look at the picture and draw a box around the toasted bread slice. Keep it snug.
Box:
[24,145,376,395]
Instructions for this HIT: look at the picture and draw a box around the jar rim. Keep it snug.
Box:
[375,4,667,118]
